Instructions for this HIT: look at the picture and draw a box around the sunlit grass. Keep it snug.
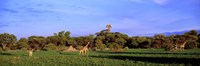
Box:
[0,48,199,66]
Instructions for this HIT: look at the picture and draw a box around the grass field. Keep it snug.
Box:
[0,49,200,66]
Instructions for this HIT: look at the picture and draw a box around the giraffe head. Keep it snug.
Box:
[85,42,90,47]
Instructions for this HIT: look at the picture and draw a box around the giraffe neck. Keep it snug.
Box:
[182,41,187,45]
[85,42,90,47]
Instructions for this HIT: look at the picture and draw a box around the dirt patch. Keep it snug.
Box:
[63,46,78,52]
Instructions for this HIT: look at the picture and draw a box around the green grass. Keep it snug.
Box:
[0,49,200,66]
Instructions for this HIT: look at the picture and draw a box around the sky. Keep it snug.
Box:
[0,0,200,38]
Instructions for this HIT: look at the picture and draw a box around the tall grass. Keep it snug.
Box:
[0,49,199,66]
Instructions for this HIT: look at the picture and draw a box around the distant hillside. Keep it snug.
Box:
[162,30,200,36]
[139,30,200,36]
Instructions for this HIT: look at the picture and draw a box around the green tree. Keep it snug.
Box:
[106,24,112,32]
[57,31,71,46]
[65,31,71,39]
[67,39,77,46]
[43,43,58,50]
[185,30,198,36]
[47,36,59,46]
[115,38,126,48]
[0,33,17,51]
[95,31,128,49]
[198,34,200,48]
[74,36,85,46]
[73,34,94,47]
[16,38,28,49]
[28,36,47,50]
[151,34,166,48]
[95,39,106,50]
[126,37,138,48]
[184,30,198,49]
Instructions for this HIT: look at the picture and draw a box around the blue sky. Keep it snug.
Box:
[0,0,200,38]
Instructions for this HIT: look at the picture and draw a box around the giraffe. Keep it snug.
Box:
[178,41,187,50]
[169,41,187,51]
[27,46,35,57]
[79,42,90,55]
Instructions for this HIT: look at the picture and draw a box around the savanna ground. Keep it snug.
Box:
[0,49,200,66]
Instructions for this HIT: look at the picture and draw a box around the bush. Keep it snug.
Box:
[164,44,175,51]
[96,43,106,50]
[124,46,129,50]
[21,47,27,51]
[57,46,68,51]
[76,45,83,50]
[108,43,122,51]
[43,43,58,51]
[3,47,10,51]
[185,40,198,49]
[17,42,28,49]
[0,47,2,51]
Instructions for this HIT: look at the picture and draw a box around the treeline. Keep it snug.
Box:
[0,30,200,51]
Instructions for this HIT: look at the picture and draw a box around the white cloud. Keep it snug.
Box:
[152,0,168,5]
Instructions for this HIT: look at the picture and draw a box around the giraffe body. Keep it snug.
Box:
[79,42,90,55]
[179,41,187,50]
[28,49,34,57]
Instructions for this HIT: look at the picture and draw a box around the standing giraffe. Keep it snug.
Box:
[178,41,187,50]
[79,42,90,55]
[27,46,35,57]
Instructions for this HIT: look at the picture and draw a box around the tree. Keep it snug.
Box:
[57,31,71,46]
[65,31,71,39]
[185,30,198,36]
[16,38,28,49]
[198,34,200,48]
[95,31,129,50]
[28,36,47,50]
[186,40,198,49]
[37,36,47,49]
[107,43,120,50]
[85,34,95,47]
[74,36,85,46]
[128,36,152,48]
[43,43,58,50]
[184,30,198,49]
[0,33,17,51]
[106,24,112,32]
[95,39,106,50]
[67,39,77,46]
[47,36,59,46]
[126,37,139,48]
[73,34,94,48]
[115,38,126,48]
[151,34,166,48]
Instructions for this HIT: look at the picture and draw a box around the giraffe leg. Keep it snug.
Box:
[28,50,33,57]
[79,50,82,55]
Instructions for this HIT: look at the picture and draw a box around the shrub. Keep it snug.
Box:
[17,42,28,49]
[124,46,129,50]
[43,43,58,51]
[76,45,83,50]
[108,43,122,51]
[185,40,198,49]
[96,43,106,50]
[0,47,2,51]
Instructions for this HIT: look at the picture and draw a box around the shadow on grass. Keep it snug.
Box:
[95,51,200,55]
[91,55,200,65]
[91,51,200,65]
[0,52,13,56]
